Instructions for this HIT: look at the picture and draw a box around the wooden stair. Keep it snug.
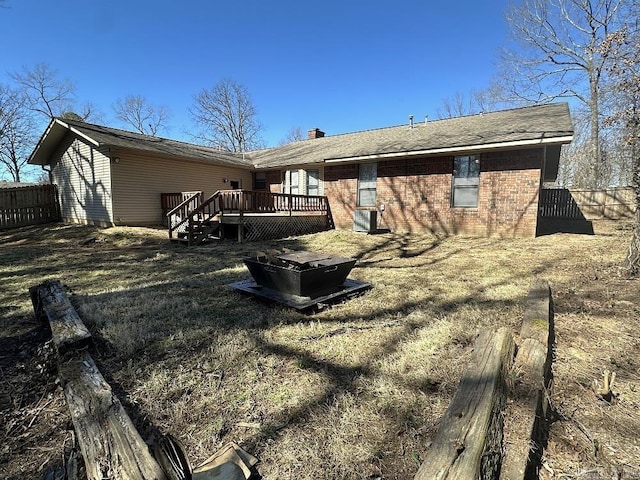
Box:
[172,213,223,246]
[176,220,222,245]
[166,190,334,246]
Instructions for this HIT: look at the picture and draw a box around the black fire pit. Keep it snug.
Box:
[229,250,370,311]
[244,251,356,298]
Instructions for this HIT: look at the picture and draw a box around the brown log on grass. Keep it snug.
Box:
[29,279,92,356]
[500,280,553,480]
[59,352,167,480]
[414,327,515,480]
[518,279,552,347]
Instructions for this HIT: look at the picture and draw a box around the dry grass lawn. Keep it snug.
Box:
[1,220,639,479]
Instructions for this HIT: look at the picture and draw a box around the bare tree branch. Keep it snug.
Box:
[600,15,640,272]
[113,95,170,135]
[190,78,264,152]
[499,0,629,187]
[0,84,36,182]
[278,127,305,146]
[435,89,503,119]
[11,63,75,120]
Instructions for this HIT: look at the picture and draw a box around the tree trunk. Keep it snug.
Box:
[589,68,602,187]
[627,137,640,275]
[626,223,640,275]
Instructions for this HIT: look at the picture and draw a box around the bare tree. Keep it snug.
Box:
[190,78,263,152]
[601,22,640,273]
[435,89,503,119]
[278,126,305,146]
[501,0,628,188]
[11,63,76,119]
[0,84,36,182]
[113,95,170,135]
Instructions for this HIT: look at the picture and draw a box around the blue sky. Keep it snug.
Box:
[1,0,509,146]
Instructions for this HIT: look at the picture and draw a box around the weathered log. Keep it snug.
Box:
[59,353,167,480]
[29,280,92,356]
[500,279,554,480]
[414,327,515,480]
[519,279,552,346]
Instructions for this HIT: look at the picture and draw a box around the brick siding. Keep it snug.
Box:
[324,148,543,237]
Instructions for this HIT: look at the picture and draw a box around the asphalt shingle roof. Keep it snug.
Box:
[246,103,573,168]
[29,103,572,170]
[29,118,251,168]
[63,119,252,167]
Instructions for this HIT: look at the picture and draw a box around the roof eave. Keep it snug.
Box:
[323,135,574,164]
[27,118,59,166]
[28,118,101,166]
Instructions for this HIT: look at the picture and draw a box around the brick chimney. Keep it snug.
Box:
[308,128,325,139]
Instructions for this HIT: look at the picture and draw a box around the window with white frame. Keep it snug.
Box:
[357,163,377,207]
[284,170,300,194]
[452,155,480,208]
[306,169,319,196]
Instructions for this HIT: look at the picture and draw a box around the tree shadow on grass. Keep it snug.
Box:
[11,223,636,477]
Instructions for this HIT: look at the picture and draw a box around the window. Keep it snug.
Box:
[452,155,480,207]
[290,171,299,194]
[358,163,377,207]
[254,172,267,190]
[306,169,319,196]
[284,170,299,194]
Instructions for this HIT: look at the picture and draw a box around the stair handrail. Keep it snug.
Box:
[191,190,222,217]
[166,192,201,218]
[168,189,334,243]
[167,192,202,239]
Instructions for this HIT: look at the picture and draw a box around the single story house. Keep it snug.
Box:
[28,103,573,237]
[28,119,254,226]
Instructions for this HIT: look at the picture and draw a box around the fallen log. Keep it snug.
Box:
[414,327,515,480]
[500,279,554,480]
[59,352,167,480]
[519,279,552,347]
[29,280,92,357]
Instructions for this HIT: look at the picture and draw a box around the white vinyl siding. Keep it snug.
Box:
[110,150,252,225]
[51,136,114,225]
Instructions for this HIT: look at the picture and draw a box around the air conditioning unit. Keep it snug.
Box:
[353,209,377,233]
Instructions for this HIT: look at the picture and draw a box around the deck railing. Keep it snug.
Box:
[216,190,329,215]
[165,190,333,243]
[166,192,204,239]
[161,191,203,224]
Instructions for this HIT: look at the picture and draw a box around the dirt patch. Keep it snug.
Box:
[0,221,638,479]
[0,313,71,478]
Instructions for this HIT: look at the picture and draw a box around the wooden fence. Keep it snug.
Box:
[0,184,60,230]
[539,187,635,220]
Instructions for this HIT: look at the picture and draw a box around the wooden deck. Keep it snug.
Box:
[164,190,334,245]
